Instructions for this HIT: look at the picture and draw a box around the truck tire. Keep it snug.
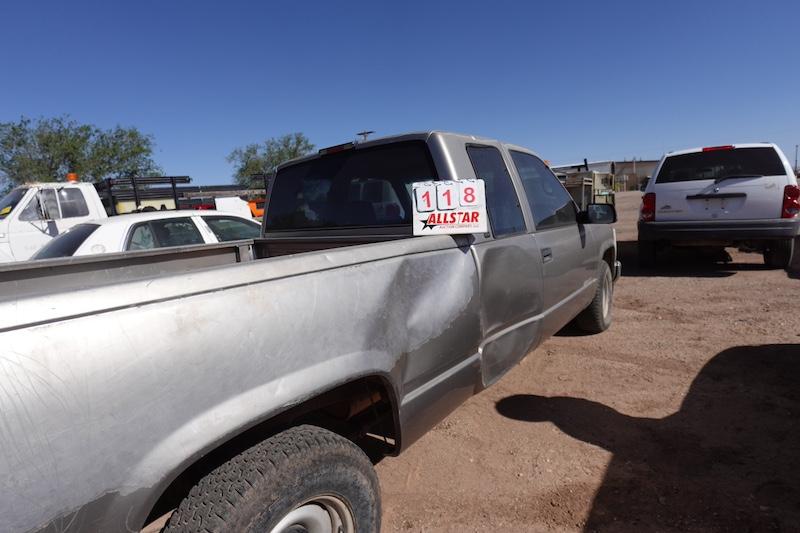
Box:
[763,239,793,269]
[637,240,656,268]
[789,237,800,273]
[575,261,613,334]
[164,425,381,533]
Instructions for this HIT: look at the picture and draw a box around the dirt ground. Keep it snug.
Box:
[375,191,800,533]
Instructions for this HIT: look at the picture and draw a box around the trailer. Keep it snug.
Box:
[556,171,615,210]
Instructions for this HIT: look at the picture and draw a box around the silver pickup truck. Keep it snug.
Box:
[0,131,620,533]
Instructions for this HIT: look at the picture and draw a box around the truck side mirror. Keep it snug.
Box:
[579,203,617,224]
[34,191,51,221]
[46,220,59,237]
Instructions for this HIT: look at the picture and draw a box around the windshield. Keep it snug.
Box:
[0,188,28,220]
[265,141,437,230]
[656,147,786,184]
[32,224,100,259]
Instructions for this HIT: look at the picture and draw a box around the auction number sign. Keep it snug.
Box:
[412,179,488,235]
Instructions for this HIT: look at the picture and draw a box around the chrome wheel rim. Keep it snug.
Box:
[601,267,612,320]
[269,494,354,533]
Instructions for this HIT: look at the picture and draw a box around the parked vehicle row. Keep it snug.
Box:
[0,176,263,262]
[0,131,619,533]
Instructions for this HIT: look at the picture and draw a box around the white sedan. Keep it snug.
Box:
[32,210,262,259]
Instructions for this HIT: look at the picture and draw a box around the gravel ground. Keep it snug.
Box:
[376,191,800,532]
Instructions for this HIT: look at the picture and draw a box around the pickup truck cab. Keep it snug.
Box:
[638,143,800,267]
[0,182,106,261]
[0,131,619,533]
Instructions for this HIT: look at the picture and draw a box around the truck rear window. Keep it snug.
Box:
[655,147,786,184]
[265,141,437,230]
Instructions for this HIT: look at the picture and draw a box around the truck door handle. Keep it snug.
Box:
[541,247,553,263]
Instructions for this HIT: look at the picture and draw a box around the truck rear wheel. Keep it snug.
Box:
[575,261,613,334]
[763,239,793,269]
[164,425,380,533]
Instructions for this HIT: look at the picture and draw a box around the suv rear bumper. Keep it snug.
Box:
[638,218,800,242]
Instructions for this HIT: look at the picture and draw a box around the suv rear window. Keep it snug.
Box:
[265,141,437,230]
[655,147,786,184]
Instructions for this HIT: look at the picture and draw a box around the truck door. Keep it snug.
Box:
[9,187,93,260]
[509,151,594,337]
[465,144,544,387]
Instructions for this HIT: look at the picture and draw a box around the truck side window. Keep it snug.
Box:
[466,145,526,237]
[510,151,577,230]
[19,190,60,221]
[19,197,42,221]
[58,188,90,218]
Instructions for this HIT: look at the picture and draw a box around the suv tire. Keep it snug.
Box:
[165,425,381,533]
[763,239,793,269]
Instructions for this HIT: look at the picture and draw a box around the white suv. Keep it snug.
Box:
[638,143,800,268]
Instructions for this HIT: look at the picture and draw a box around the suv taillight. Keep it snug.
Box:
[783,185,800,218]
[640,193,656,222]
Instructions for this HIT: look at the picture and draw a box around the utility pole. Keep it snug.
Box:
[794,144,798,175]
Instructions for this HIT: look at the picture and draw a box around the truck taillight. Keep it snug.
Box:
[782,185,800,218]
[640,193,656,222]
[702,145,734,152]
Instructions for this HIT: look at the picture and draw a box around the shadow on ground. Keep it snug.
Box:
[616,241,779,278]
[496,344,800,532]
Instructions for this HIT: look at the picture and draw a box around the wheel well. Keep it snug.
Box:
[603,246,615,270]
[142,375,398,527]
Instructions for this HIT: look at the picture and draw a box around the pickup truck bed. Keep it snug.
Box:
[0,131,619,533]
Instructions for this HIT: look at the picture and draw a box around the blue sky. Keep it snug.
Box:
[1,0,798,184]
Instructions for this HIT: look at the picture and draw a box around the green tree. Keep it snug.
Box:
[227,133,314,188]
[0,116,162,189]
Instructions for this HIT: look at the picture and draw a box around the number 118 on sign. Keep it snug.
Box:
[411,179,488,235]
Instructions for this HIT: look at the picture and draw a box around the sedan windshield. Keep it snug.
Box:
[0,188,27,220]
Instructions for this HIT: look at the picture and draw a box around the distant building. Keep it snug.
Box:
[552,159,659,191]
